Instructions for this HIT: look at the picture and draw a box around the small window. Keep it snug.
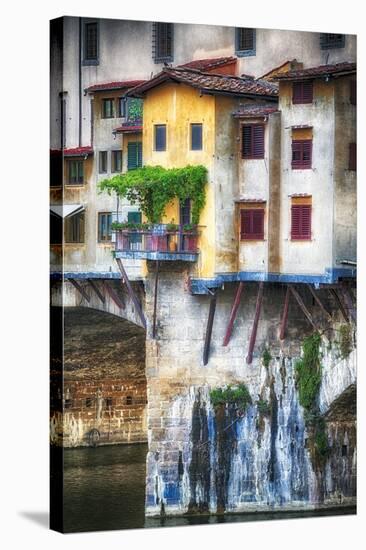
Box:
[341,445,348,457]
[102,98,114,119]
[64,399,72,409]
[292,81,313,104]
[126,395,133,405]
[112,150,122,173]
[292,140,312,169]
[291,204,311,240]
[180,198,191,225]
[83,21,99,63]
[350,80,356,106]
[235,28,256,56]
[99,151,108,174]
[50,151,62,187]
[190,124,203,151]
[98,212,112,242]
[240,209,265,240]
[154,124,166,151]
[126,98,143,124]
[118,97,126,118]
[320,33,345,49]
[128,211,142,245]
[85,397,93,408]
[106,397,113,408]
[65,210,85,243]
[349,143,356,171]
[127,142,142,170]
[153,22,174,63]
[241,124,264,159]
[67,160,84,185]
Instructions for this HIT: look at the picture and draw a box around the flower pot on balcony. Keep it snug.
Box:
[183,234,198,252]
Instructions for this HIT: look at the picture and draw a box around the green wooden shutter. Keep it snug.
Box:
[128,142,143,170]
[128,211,142,245]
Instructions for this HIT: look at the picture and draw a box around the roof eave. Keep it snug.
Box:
[200,88,278,101]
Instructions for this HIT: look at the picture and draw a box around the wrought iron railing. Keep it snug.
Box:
[114,224,199,254]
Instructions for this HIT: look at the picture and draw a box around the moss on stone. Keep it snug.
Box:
[209,384,252,413]
[262,348,272,369]
[295,333,322,412]
[338,324,353,359]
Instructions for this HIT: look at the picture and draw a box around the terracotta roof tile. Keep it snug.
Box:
[113,125,142,134]
[63,146,94,157]
[85,80,146,93]
[276,62,356,81]
[179,56,236,71]
[233,104,279,118]
[127,67,278,98]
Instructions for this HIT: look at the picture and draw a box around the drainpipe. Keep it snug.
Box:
[79,17,82,147]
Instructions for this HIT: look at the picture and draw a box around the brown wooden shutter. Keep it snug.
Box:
[293,81,313,104]
[240,209,264,240]
[349,143,356,171]
[291,205,311,240]
[292,140,312,169]
[350,80,356,105]
[242,124,264,159]
[252,125,264,158]
[242,126,252,158]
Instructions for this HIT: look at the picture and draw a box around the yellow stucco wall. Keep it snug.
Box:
[142,82,217,277]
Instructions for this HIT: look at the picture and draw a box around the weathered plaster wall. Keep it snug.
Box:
[279,80,335,275]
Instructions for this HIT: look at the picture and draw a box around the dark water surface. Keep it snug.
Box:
[63,444,356,533]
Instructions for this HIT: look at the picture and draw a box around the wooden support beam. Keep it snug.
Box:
[246,282,264,364]
[279,286,290,340]
[103,280,125,310]
[330,288,349,323]
[306,284,332,322]
[152,261,159,339]
[340,284,356,323]
[115,258,147,329]
[289,285,318,331]
[69,278,90,302]
[88,279,105,304]
[203,290,217,366]
[223,282,244,346]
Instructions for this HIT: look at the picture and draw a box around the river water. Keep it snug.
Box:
[63,443,355,533]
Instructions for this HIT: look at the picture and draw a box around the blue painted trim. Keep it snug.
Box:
[50,271,124,280]
[115,251,198,262]
[189,268,356,295]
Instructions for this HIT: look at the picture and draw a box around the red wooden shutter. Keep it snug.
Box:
[242,124,264,159]
[292,140,312,169]
[252,125,264,159]
[349,142,356,171]
[240,209,264,240]
[242,126,252,158]
[291,205,311,240]
[293,81,313,104]
[252,209,264,239]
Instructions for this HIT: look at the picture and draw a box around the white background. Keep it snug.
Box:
[0,1,364,548]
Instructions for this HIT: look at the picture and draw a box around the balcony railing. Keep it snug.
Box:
[114,224,200,261]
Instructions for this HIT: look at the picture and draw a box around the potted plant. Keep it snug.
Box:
[182,223,198,252]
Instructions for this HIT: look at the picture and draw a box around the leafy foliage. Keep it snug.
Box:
[338,324,353,359]
[262,348,272,369]
[256,399,270,415]
[99,165,207,224]
[295,333,322,411]
[210,384,252,413]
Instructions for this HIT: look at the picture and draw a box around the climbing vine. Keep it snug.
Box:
[295,333,322,411]
[99,165,207,224]
[262,348,272,369]
[338,324,353,359]
[209,384,252,414]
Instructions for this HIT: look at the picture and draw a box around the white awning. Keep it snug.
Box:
[50,205,85,218]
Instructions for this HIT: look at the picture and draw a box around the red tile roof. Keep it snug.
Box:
[179,56,236,71]
[234,198,266,203]
[233,104,279,118]
[127,67,278,98]
[85,80,146,93]
[63,146,94,157]
[113,125,142,134]
[276,62,356,81]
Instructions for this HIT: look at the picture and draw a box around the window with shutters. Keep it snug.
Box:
[350,80,356,105]
[98,212,112,242]
[154,124,167,151]
[102,98,114,119]
[65,211,85,243]
[349,143,356,171]
[292,81,313,104]
[118,97,126,118]
[127,142,143,170]
[153,23,174,63]
[320,33,345,49]
[292,140,312,169]
[112,150,122,173]
[291,204,311,240]
[99,151,108,174]
[241,124,264,159]
[67,160,84,185]
[240,209,265,240]
[235,28,256,57]
[83,21,99,64]
[190,124,203,151]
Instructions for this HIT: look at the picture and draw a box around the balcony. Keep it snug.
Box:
[114,224,199,261]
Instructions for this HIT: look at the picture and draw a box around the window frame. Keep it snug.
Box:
[102,98,115,119]
[240,208,265,241]
[320,33,345,49]
[291,204,312,241]
[235,28,256,57]
[83,19,99,66]
[241,123,265,160]
[64,210,85,244]
[99,151,108,174]
[118,97,127,118]
[190,123,203,151]
[154,124,167,152]
[291,139,312,170]
[67,159,84,185]
[111,150,122,173]
[153,22,174,63]
[292,81,313,104]
[127,142,143,171]
[98,212,112,242]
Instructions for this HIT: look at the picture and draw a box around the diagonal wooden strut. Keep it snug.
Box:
[203,290,217,366]
[223,282,244,346]
[115,258,147,329]
[329,288,349,323]
[289,285,318,331]
[69,278,90,302]
[340,284,356,323]
[88,279,105,304]
[103,280,125,310]
[152,261,159,339]
[306,284,332,322]
[246,282,264,364]
[279,286,290,340]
